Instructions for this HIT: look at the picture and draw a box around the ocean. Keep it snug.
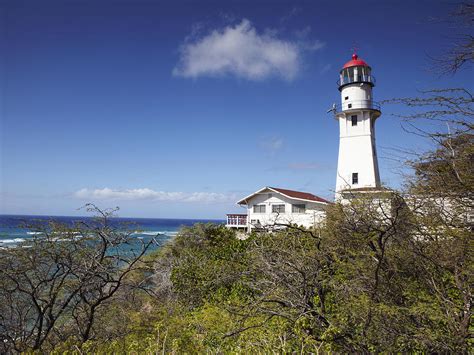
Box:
[0,215,224,250]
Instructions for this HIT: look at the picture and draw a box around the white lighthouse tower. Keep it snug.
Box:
[334,53,381,199]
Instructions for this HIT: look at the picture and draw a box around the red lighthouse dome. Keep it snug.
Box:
[338,52,375,90]
[342,53,370,69]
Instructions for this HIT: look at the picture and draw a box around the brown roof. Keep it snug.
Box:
[236,186,331,205]
[270,187,330,204]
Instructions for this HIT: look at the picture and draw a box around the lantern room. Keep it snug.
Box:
[338,54,376,90]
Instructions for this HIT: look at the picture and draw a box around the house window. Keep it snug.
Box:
[351,115,358,126]
[253,205,266,213]
[345,96,349,100]
[272,204,285,213]
[292,204,306,213]
[352,173,359,185]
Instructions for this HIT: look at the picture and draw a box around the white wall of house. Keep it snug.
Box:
[244,191,326,231]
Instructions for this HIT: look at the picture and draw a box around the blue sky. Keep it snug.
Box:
[0,0,472,218]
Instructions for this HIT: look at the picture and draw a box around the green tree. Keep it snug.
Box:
[0,205,155,353]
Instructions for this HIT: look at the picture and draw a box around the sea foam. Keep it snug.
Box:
[132,231,178,236]
[0,238,26,244]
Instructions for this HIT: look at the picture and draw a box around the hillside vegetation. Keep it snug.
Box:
[0,129,472,354]
[2,23,474,349]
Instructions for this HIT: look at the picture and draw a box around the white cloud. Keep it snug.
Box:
[280,7,301,23]
[303,40,325,51]
[266,161,334,172]
[260,135,284,155]
[287,162,322,170]
[320,63,332,74]
[74,188,235,203]
[173,19,324,81]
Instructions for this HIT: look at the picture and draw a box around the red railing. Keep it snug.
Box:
[226,214,247,226]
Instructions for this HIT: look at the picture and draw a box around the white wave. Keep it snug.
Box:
[132,231,159,236]
[51,238,74,242]
[0,238,26,244]
[27,232,43,235]
[49,233,84,239]
[132,231,178,236]
[51,231,82,235]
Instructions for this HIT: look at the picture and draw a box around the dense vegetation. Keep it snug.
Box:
[0,127,472,353]
[1,3,472,353]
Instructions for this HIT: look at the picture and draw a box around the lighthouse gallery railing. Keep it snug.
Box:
[334,100,381,113]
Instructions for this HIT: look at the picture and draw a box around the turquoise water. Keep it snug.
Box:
[0,215,224,249]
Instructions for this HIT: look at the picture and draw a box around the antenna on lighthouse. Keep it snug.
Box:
[326,103,336,114]
[351,43,359,56]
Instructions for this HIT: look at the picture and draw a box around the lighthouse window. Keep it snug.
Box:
[348,103,352,108]
[352,173,359,185]
[345,96,349,100]
[351,115,358,126]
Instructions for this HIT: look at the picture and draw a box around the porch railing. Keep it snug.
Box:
[226,214,247,226]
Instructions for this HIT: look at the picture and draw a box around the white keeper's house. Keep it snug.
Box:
[226,187,330,232]
[227,52,384,231]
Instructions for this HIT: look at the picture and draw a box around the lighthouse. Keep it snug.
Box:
[334,53,381,199]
